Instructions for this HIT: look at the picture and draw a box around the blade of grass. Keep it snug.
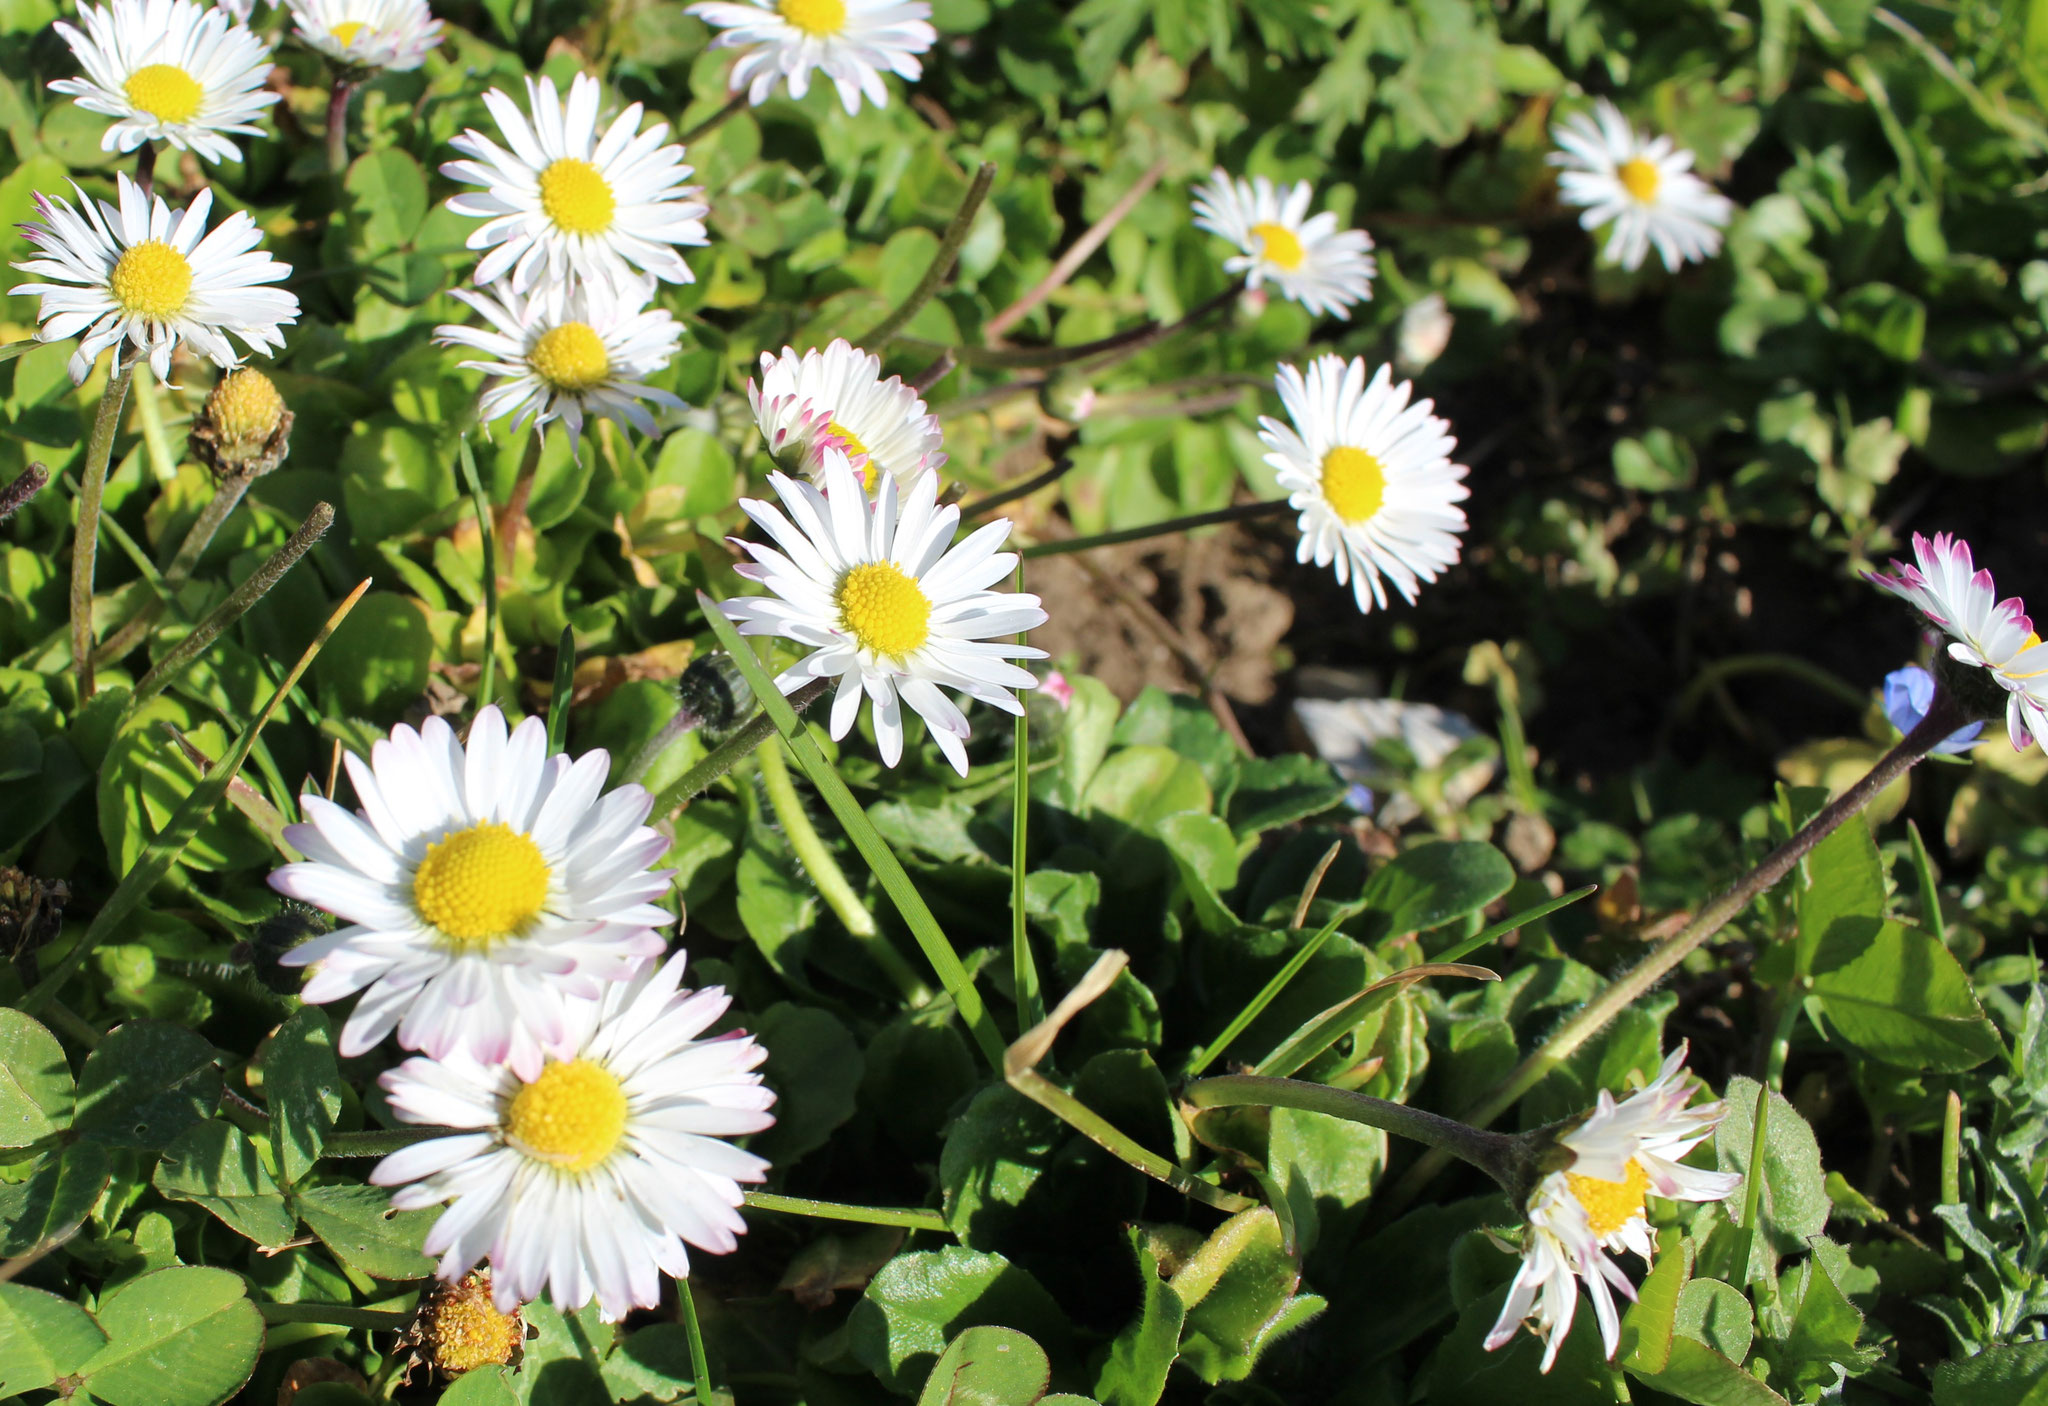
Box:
[1432,884,1599,966]
[456,437,498,708]
[1183,914,1345,1080]
[548,624,575,751]
[22,579,372,1014]
[742,1192,949,1233]
[1252,963,1499,1080]
[1010,564,1042,1030]
[1906,820,1945,944]
[697,591,1006,1069]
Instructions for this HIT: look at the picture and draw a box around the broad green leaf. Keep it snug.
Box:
[1269,1104,1384,1258]
[1619,1229,1691,1373]
[1716,1077,1829,1261]
[1676,1279,1756,1364]
[1170,1207,1325,1384]
[1632,1337,1789,1406]
[752,1003,863,1168]
[1227,753,1348,837]
[1159,811,1241,937]
[1082,746,1211,830]
[1807,918,2003,1072]
[1765,1246,1880,1398]
[1932,1341,2048,1406]
[596,1324,696,1403]
[1796,813,1884,972]
[293,1183,436,1280]
[76,1266,263,1406]
[264,1007,342,1186]
[849,1247,1071,1394]
[0,1007,71,1146]
[72,1020,221,1150]
[916,1326,1051,1406]
[511,1296,610,1406]
[0,1282,106,1396]
[0,1141,110,1255]
[1094,1227,1185,1406]
[345,148,430,256]
[940,1084,1060,1247]
[441,1367,520,1405]
[1359,841,1516,941]
[152,1119,297,1248]
[310,590,433,718]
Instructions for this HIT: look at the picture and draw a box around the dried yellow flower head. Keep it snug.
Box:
[190,367,292,479]
[404,1271,525,1378]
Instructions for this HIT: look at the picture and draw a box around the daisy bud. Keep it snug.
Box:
[400,1271,525,1379]
[191,367,294,480]
[675,651,756,738]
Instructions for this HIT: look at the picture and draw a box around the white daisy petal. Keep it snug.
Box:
[686,0,935,115]
[287,0,442,72]
[51,0,280,166]
[1548,100,1734,273]
[748,339,946,492]
[1190,169,1375,319]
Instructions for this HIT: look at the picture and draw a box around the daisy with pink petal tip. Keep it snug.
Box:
[268,706,674,1078]
[749,339,945,494]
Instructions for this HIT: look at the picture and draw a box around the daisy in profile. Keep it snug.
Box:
[372,952,775,1321]
[750,339,945,492]
[268,706,673,1079]
[1869,531,2048,753]
[436,278,684,451]
[50,0,279,165]
[11,173,298,384]
[443,73,710,295]
[722,454,1047,775]
[1257,355,1469,615]
[685,0,935,115]
[1550,100,1734,273]
[1190,171,1376,320]
[288,0,444,72]
[1485,1044,1742,1371]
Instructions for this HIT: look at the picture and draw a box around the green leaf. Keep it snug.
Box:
[751,1003,863,1168]
[511,1296,611,1406]
[441,1367,520,1406]
[1932,1341,2048,1406]
[1676,1279,1755,1364]
[0,1141,110,1255]
[1159,811,1242,937]
[152,1119,297,1248]
[940,1084,1060,1247]
[1633,1336,1789,1406]
[1619,1229,1690,1373]
[849,1246,1072,1394]
[1359,841,1516,941]
[916,1326,1051,1406]
[311,591,433,718]
[1082,746,1212,830]
[72,1019,221,1150]
[292,1183,436,1280]
[1716,1077,1829,1260]
[345,148,430,255]
[75,1266,263,1406]
[264,1007,342,1187]
[0,1282,107,1396]
[0,1007,72,1147]
[596,1324,696,1403]
[1765,1246,1880,1399]
[1094,1227,1185,1406]
[1796,813,1884,973]
[1226,753,1348,836]
[1807,918,2003,1072]
[1170,1207,1325,1384]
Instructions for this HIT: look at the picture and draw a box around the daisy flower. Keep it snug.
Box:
[1190,171,1376,320]
[685,0,936,116]
[1486,1044,1742,1371]
[10,173,298,385]
[372,952,775,1321]
[749,339,945,492]
[1549,99,1734,273]
[288,0,444,72]
[1258,355,1470,615]
[436,278,684,449]
[443,73,710,296]
[1868,531,2048,753]
[267,706,673,1079]
[50,0,279,166]
[721,453,1048,776]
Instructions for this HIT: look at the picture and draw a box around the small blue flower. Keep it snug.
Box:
[1882,665,1984,755]
[1344,783,1376,814]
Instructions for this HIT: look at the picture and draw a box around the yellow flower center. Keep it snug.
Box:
[123,63,204,124]
[328,19,370,46]
[411,822,551,947]
[823,419,883,490]
[1320,446,1386,525]
[108,240,195,320]
[537,158,616,236]
[778,0,847,36]
[836,561,931,659]
[1250,221,1305,271]
[419,1272,524,1375]
[503,1058,628,1175]
[1566,1157,1652,1238]
[1619,157,1661,203]
[527,322,610,392]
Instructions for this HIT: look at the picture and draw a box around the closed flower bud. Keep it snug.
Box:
[191,367,293,479]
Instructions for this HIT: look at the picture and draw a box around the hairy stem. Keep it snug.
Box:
[984,157,1168,340]
[858,162,997,347]
[326,78,356,176]
[642,676,830,808]
[742,1191,948,1232]
[680,91,748,145]
[167,473,255,583]
[1022,497,1290,560]
[70,356,137,701]
[0,462,48,524]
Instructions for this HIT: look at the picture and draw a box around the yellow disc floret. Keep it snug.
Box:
[836,561,931,660]
[823,420,881,489]
[207,368,287,450]
[124,64,204,124]
[527,323,611,393]
[1618,157,1661,204]
[109,240,195,320]
[414,1271,524,1376]
[1250,221,1306,271]
[538,158,616,236]
[411,822,551,947]
[778,0,847,37]
[504,1059,629,1175]
[1565,1157,1652,1238]
[1320,445,1386,525]
[328,19,369,47]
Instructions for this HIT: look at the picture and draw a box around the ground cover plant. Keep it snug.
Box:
[2,0,2047,1403]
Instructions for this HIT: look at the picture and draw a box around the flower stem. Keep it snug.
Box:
[166,472,256,583]
[983,156,1169,341]
[259,1302,412,1330]
[757,736,931,1004]
[741,1191,947,1232]
[858,162,997,348]
[641,677,830,808]
[1381,692,1970,1213]
[678,1277,716,1406]
[1021,497,1290,560]
[134,142,156,200]
[680,91,747,146]
[0,462,48,525]
[322,1126,451,1158]
[326,78,356,177]
[918,279,1245,374]
[960,452,1076,520]
[70,355,137,702]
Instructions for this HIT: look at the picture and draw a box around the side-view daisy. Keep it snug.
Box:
[1190,171,1376,320]
[436,278,684,450]
[443,73,710,295]
[372,952,775,1321]
[1258,355,1469,615]
[721,453,1047,776]
[1486,1044,1742,1371]
[268,706,673,1079]
[288,0,444,72]
[51,0,278,165]
[11,173,298,384]
[1869,531,2048,753]
[1549,99,1734,273]
[685,0,935,115]
[750,339,945,492]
